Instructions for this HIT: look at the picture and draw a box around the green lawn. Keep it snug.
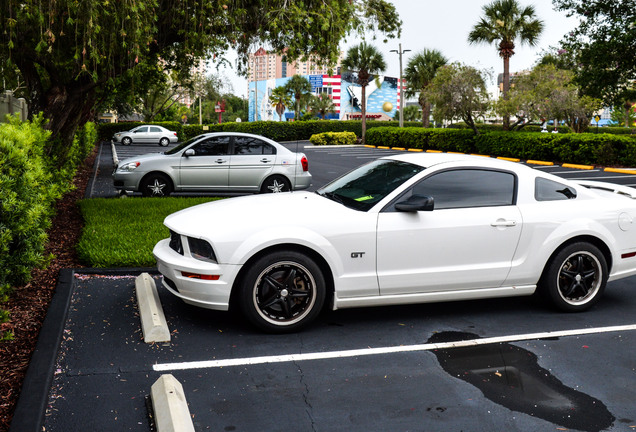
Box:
[77,197,221,267]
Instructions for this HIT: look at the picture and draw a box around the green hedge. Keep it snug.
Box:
[365,127,636,166]
[0,116,96,338]
[309,131,358,145]
[98,120,422,143]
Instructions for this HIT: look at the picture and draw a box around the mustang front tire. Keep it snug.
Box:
[540,242,608,312]
[239,251,326,333]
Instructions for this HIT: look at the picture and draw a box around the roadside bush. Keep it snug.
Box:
[309,131,357,145]
[0,116,57,303]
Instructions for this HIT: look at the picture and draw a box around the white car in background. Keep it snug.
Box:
[112,125,178,146]
[153,153,636,332]
[113,132,312,196]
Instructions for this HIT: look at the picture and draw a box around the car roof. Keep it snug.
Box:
[385,152,526,171]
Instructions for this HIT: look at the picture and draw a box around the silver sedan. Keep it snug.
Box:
[112,132,312,196]
[112,125,178,146]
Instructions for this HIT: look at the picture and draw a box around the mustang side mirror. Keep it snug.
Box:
[184,149,195,157]
[395,194,434,212]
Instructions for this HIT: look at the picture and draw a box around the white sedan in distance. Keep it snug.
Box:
[112,124,178,146]
[153,153,636,332]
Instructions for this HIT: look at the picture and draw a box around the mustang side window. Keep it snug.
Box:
[535,178,577,201]
[411,169,516,209]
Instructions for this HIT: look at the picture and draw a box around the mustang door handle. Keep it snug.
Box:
[491,219,517,227]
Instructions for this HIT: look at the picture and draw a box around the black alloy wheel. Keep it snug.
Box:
[239,251,325,332]
[540,242,607,312]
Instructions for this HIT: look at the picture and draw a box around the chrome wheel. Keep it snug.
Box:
[159,137,169,146]
[141,173,172,197]
[260,175,290,193]
[122,137,132,146]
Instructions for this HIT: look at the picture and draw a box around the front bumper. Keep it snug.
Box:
[112,171,142,192]
[153,238,242,310]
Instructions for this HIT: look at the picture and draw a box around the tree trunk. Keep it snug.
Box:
[625,100,632,128]
[502,56,510,131]
[41,84,97,167]
[361,85,367,144]
[422,101,431,128]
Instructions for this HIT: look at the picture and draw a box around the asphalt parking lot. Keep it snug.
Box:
[10,141,636,431]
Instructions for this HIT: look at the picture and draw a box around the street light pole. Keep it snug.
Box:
[390,43,410,127]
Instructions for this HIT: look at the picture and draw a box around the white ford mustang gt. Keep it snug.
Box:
[153,153,636,332]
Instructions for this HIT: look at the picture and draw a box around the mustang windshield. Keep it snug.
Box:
[316,159,424,211]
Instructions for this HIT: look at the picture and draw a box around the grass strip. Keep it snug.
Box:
[77,197,221,267]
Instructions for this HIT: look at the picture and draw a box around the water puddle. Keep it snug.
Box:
[428,331,614,431]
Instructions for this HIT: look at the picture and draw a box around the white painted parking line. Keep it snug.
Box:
[153,323,636,372]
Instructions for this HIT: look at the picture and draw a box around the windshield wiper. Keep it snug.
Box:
[316,191,345,205]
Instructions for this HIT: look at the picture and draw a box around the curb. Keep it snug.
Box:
[151,374,195,432]
[135,273,171,344]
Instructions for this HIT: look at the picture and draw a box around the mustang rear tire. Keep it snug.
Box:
[540,242,607,312]
[140,173,173,197]
[239,251,325,333]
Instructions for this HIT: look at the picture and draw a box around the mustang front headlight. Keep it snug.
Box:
[187,237,217,263]
[117,161,140,172]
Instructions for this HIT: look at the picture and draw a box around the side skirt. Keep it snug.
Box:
[332,285,537,310]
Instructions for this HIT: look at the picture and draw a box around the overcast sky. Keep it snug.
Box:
[213,0,580,97]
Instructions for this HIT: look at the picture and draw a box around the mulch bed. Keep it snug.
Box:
[0,148,96,432]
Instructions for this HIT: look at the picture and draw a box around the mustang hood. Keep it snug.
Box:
[164,192,357,241]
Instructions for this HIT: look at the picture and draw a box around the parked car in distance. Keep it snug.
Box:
[112,125,178,146]
[113,132,312,196]
[153,153,636,333]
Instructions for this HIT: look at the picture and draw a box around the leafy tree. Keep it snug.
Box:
[308,94,337,119]
[0,0,401,166]
[468,0,544,130]
[553,0,636,127]
[342,42,387,143]
[500,64,602,133]
[269,86,293,121]
[610,104,636,128]
[426,63,490,134]
[284,75,313,121]
[403,49,448,128]
[398,105,422,122]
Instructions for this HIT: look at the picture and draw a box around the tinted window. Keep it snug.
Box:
[149,126,162,132]
[535,178,577,201]
[190,136,230,156]
[410,169,516,209]
[135,127,148,133]
[233,137,276,155]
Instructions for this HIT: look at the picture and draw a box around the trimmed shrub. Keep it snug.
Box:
[309,131,357,145]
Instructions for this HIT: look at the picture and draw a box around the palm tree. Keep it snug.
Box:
[342,42,387,143]
[403,49,448,128]
[308,94,336,119]
[269,86,292,121]
[468,0,544,130]
[284,75,312,121]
